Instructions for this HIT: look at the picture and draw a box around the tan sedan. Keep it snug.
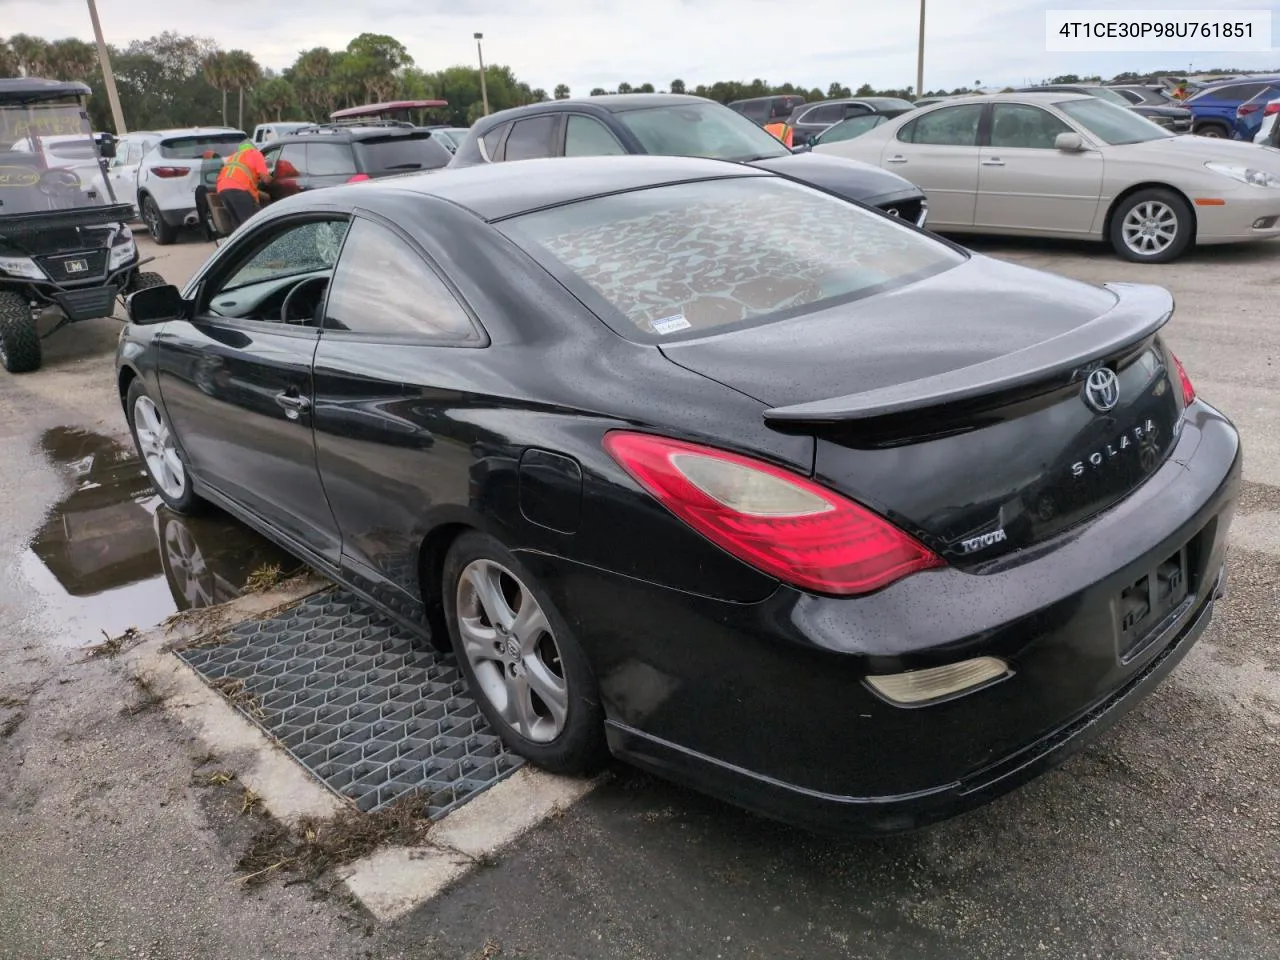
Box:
[814,92,1280,262]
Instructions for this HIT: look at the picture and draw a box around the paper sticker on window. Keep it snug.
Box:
[651,314,691,335]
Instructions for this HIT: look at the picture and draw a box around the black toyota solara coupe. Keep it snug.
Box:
[116,156,1240,835]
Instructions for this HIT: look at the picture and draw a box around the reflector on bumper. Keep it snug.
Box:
[866,656,1010,705]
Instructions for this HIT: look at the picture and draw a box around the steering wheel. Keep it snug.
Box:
[38,168,82,198]
[280,275,330,325]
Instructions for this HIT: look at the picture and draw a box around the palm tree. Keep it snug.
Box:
[7,34,50,76]
[291,47,334,121]
[48,38,97,81]
[223,50,261,131]
[0,39,17,77]
[202,51,230,126]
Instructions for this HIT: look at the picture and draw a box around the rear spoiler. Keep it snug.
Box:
[763,283,1173,426]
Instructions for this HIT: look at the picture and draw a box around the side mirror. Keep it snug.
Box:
[126,283,186,325]
[1055,132,1085,152]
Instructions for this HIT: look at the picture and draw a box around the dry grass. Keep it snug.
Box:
[82,626,141,660]
[235,794,433,888]
[244,563,292,593]
[469,939,503,959]
[121,671,163,716]
[211,677,265,720]
[201,771,236,787]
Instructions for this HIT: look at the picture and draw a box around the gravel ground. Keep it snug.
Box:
[0,232,1276,960]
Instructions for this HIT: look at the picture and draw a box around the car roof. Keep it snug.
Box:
[317,155,768,222]
[923,92,1091,106]
[472,94,720,130]
[280,123,438,141]
[154,127,244,139]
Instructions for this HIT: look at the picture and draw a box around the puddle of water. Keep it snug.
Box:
[24,427,301,648]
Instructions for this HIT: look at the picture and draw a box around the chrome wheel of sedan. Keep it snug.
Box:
[1121,200,1178,257]
[133,394,186,500]
[456,558,568,743]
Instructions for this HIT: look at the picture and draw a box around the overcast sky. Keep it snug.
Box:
[3,0,1278,94]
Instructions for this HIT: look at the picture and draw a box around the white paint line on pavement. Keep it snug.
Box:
[342,767,601,922]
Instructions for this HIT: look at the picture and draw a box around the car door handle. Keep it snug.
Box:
[886,155,907,163]
[982,158,1005,166]
[275,391,311,420]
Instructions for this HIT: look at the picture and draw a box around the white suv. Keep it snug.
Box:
[107,127,245,244]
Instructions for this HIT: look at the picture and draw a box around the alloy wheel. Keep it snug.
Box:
[1121,200,1179,257]
[133,395,186,500]
[455,558,568,743]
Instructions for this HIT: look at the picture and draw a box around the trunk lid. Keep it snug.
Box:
[659,256,1184,564]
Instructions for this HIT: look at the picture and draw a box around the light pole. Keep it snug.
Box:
[86,0,127,134]
[474,32,489,117]
[915,0,926,100]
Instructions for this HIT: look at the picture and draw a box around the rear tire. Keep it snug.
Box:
[442,531,608,776]
[140,195,175,246]
[1194,122,1228,138]
[0,290,41,373]
[1108,188,1194,264]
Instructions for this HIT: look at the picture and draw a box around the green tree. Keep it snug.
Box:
[255,76,295,122]
[202,51,230,126]
[7,34,50,76]
[589,87,607,96]
[223,49,261,131]
[48,38,97,80]
[554,83,570,99]
[669,78,686,94]
[288,47,337,120]
[616,82,633,94]
[637,82,655,93]
[345,32,413,102]
[826,81,851,99]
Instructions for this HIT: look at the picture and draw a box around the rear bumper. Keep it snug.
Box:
[517,404,1240,834]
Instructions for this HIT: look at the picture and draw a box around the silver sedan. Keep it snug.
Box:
[815,92,1280,263]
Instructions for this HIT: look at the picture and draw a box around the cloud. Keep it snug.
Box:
[4,0,1277,95]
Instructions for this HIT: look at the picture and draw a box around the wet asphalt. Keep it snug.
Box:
[0,232,1276,960]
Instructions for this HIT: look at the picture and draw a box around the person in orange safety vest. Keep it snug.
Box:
[763,121,794,147]
[216,140,272,228]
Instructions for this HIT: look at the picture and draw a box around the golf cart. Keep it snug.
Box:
[0,77,164,373]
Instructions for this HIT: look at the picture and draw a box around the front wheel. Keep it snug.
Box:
[126,378,200,513]
[0,290,41,373]
[140,195,175,246]
[127,270,167,294]
[442,531,608,775]
[1109,189,1194,264]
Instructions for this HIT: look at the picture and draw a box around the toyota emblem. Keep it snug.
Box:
[1082,368,1120,413]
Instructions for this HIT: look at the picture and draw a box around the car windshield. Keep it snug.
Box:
[1057,98,1174,144]
[0,98,110,215]
[816,115,886,144]
[1081,86,1134,107]
[616,102,791,162]
[499,176,963,341]
[862,97,916,111]
[159,134,243,159]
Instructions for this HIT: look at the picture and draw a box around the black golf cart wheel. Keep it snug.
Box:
[0,290,41,374]
[128,271,167,293]
[140,195,175,245]
[442,531,609,775]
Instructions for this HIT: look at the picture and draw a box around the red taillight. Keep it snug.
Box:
[603,431,944,596]
[347,173,371,183]
[1266,103,1280,115]
[1171,352,1196,406]
[1238,103,1260,117]
[151,166,190,178]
